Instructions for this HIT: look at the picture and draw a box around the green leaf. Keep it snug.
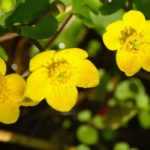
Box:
[133,0,150,18]
[77,110,92,122]
[0,0,16,13]
[21,15,58,39]
[72,0,92,25]
[83,0,102,14]
[0,25,7,35]
[115,78,145,101]
[138,111,150,129]
[6,0,51,26]
[90,9,124,34]
[77,125,98,145]
[92,115,104,129]
[0,46,8,61]
[77,144,91,150]
[102,129,117,141]
[87,40,100,57]
[104,105,137,129]
[59,0,71,5]
[99,0,126,15]
[114,142,130,150]
[55,17,85,48]
[136,93,149,111]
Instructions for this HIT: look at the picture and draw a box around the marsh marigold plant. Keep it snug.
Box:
[25,48,100,112]
[0,58,25,124]
[103,10,150,76]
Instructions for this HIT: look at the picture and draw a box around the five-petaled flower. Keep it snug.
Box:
[103,10,150,76]
[0,58,25,124]
[25,48,100,112]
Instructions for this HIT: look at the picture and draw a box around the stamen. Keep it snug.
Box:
[48,60,72,84]
[119,27,144,52]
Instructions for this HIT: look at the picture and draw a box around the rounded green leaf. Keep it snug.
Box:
[0,0,16,13]
[138,111,150,129]
[77,144,90,150]
[114,142,130,150]
[77,125,98,145]
[77,110,92,122]
[92,115,104,129]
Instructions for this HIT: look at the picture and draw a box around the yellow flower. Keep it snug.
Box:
[103,10,150,76]
[25,48,100,112]
[0,58,25,124]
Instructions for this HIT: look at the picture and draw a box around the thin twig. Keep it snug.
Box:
[0,130,57,150]
[44,13,73,49]
[0,32,18,42]
[30,39,44,51]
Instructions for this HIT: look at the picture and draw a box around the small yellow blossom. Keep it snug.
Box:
[25,48,100,112]
[0,58,25,124]
[103,10,150,76]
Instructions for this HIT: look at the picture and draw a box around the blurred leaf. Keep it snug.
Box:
[6,0,52,26]
[99,0,126,15]
[0,0,16,13]
[77,125,99,145]
[0,46,8,61]
[133,0,150,18]
[115,78,145,101]
[102,129,117,141]
[0,25,7,35]
[138,111,150,129]
[77,110,92,122]
[72,0,92,25]
[55,17,85,48]
[90,9,124,34]
[87,40,100,57]
[114,142,130,150]
[62,119,72,129]
[76,144,90,150]
[94,70,111,101]
[83,0,102,14]
[59,0,71,5]
[104,105,137,129]
[136,93,149,111]
[92,115,104,129]
[0,12,11,26]
[29,45,40,57]
[21,15,58,39]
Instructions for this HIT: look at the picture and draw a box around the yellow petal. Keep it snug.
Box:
[123,10,145,31]
[56,48,88,62]
[0,57,6,75]
[30,50,55,71]
[116,50,142,76]
[76,60,100,88]
[45,85,78,112]
[143,21,150,42]
[141,45,150,72]
[0,104,20,124]
[5,74,26,104]
[25,68,49,102]
[103,21,124,50]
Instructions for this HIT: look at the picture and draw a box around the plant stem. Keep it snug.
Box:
[44,13,73,49]
[0,32,18,42]
[0,130,57,150]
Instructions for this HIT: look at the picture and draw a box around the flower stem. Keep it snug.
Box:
[0,130,57,150]
[44,13,73,49]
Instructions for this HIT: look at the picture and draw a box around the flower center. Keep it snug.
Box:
[120,27,143,52]
[48,60,72,84]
